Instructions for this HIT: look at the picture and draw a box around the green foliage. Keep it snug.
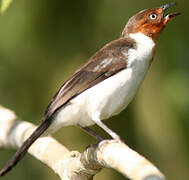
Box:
[0,0,13,14]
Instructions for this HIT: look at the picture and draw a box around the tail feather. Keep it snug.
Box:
[0,118,52,176]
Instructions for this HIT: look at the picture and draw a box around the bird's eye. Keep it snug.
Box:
[149,13,157,20]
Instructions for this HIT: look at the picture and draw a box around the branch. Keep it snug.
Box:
[0,105,166,180]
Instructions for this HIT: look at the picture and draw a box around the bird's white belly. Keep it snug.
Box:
[48,64,148,133]
[78,65,148,126]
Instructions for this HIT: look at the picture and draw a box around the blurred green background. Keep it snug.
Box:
[0,0,188,179]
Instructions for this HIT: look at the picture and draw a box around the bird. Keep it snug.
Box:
[0,2,180,176]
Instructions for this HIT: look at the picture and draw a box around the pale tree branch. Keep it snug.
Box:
[0,105,166,180]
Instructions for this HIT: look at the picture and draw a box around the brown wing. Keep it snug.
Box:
[44,37,135,119]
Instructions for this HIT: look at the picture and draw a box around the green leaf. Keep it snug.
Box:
[0,0,13,15]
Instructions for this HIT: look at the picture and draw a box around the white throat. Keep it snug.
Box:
[126,32,155,67]
[129,32,155,47]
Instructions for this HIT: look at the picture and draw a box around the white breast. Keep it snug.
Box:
[127,32,155,68]
[48,33,155,133]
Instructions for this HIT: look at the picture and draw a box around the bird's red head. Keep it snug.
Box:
[122,3,181,41]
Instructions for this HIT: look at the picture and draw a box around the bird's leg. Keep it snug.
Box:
[95,120,120,140]
[78,125,104,141]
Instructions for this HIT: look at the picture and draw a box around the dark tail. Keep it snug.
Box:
[0,118,52,176]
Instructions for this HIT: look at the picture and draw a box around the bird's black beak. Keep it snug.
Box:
[161,2,181,23]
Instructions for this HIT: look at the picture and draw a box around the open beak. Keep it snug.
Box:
[161,2,181,24]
